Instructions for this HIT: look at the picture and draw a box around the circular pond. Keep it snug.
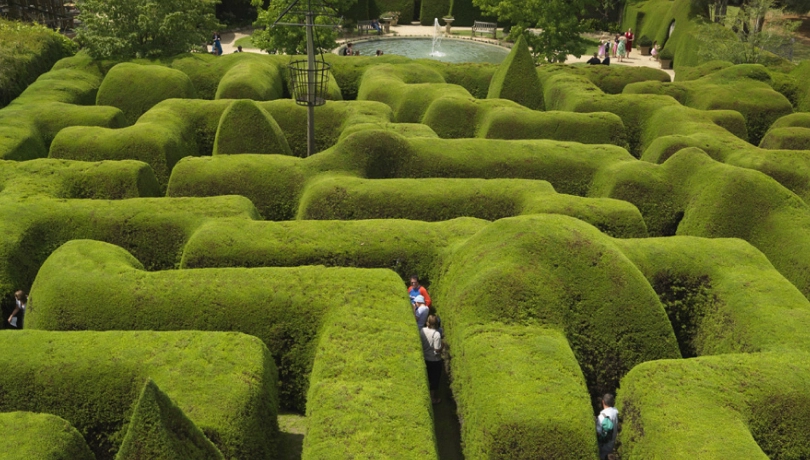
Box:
[351,38,510,64]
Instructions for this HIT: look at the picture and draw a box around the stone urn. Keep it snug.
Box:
[639,45,651,56]
[443,17,454,35]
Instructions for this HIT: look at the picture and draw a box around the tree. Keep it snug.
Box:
[75,0,221,59]
[472,0,596,63]
[695,1,798,64]
[251,0,353,55]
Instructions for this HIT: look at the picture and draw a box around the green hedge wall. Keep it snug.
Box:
[433,215,681,458]
[28,240,437,459]
[0,412,94,460]
[0,330,278,459]
[212,99,292,156]
[180,218,486,283]
[624,64,793,145]
[214,58,285,101]
[0,194,257,297]
[592,147,810,301]
[96,63,197,125]
[0,19,77,108]
[296,175,647,237]
[619,352,810,459]
[449,0,495,27]
[420,0,451,25]
[615,236,810,356]
[369,0,415,24]
[759,127,810,150]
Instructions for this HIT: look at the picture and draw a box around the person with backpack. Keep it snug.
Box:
[596,393,619,459]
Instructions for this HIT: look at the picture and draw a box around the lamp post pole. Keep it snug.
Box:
[306,0,316,157]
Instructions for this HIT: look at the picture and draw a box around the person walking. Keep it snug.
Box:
[212,31,223,56]
[617,37,627,63]
[596,393,619,460]
[625,28,634,58]
[420,314,443,404]
[8,290,26,328]
[407,275,431,307]
[413,295,429,329]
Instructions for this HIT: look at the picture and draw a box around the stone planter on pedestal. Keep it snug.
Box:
[443,18,454,35]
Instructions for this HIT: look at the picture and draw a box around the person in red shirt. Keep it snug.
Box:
[625,28,634,57]
[407,275,431,307]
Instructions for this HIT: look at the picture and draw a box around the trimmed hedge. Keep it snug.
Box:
[433,214,681,458]
[615,236,810,356]
[96,63,197,125]
[0,330,278,459]
[592,147,810,300]
[570,64,672,94]
[0,19,77,108]
[213,99,292,156]
[619,352,810,459]
[759,127,810,150]
[29,240,438,459]
[369,0,415,25]
[0,412,94,460]
[0,193,257,297]
[296,175,647,237]
[476,107,627,146]
[214,58,284,101]
[420,0,451,26]
[179,218,486,284]
[117,379,225,460]
[487,36,543,110]
[624,64,794,145]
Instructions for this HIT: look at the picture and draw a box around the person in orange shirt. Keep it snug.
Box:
[407,275,431,307]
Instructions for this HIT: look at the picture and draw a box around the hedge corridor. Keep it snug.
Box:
[3,0,810,456]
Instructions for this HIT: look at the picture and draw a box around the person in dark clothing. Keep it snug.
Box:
[601,55,611,66]
[586,53,601,65]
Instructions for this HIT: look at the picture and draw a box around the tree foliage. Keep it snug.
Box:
[472,0,595,63]
[251,0,352,55]
[75,0,221,59]
[695,0,799,64]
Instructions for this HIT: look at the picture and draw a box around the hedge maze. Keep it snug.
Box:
[5,0,810,458]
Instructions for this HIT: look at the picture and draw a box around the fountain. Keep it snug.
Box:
[429,18,444,57]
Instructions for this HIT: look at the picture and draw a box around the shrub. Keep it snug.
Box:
[759,127,810,150]
[28,240,437,459]
[420,0,451,25]
[638,35,653,47]
[619,352,810,459]
[487,36,543,110]
[214,59,284,101]
[296,175,646,237]
[96,63,197,125]
[433,214,681,457]
[0,19,78,108]
[213,99,292,156]
[0,412,94,460]
[0,330,278,459]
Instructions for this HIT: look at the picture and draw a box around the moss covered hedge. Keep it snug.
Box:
[487,36,543,110]
[0,330,278,459]
[0,412,94,460]
[619,352,810,459]
[28,240,438,459]
[0,19,77,108]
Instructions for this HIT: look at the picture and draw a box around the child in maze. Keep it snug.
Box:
[420,314,443,404]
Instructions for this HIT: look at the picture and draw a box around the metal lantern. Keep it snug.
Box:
[287,59,331,107]
[273,0,339,157]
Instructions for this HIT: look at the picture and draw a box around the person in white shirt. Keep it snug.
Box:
[8,290,26,328]
[596,393,619,459]
[420,314,443,404]
[413,295,429,328]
